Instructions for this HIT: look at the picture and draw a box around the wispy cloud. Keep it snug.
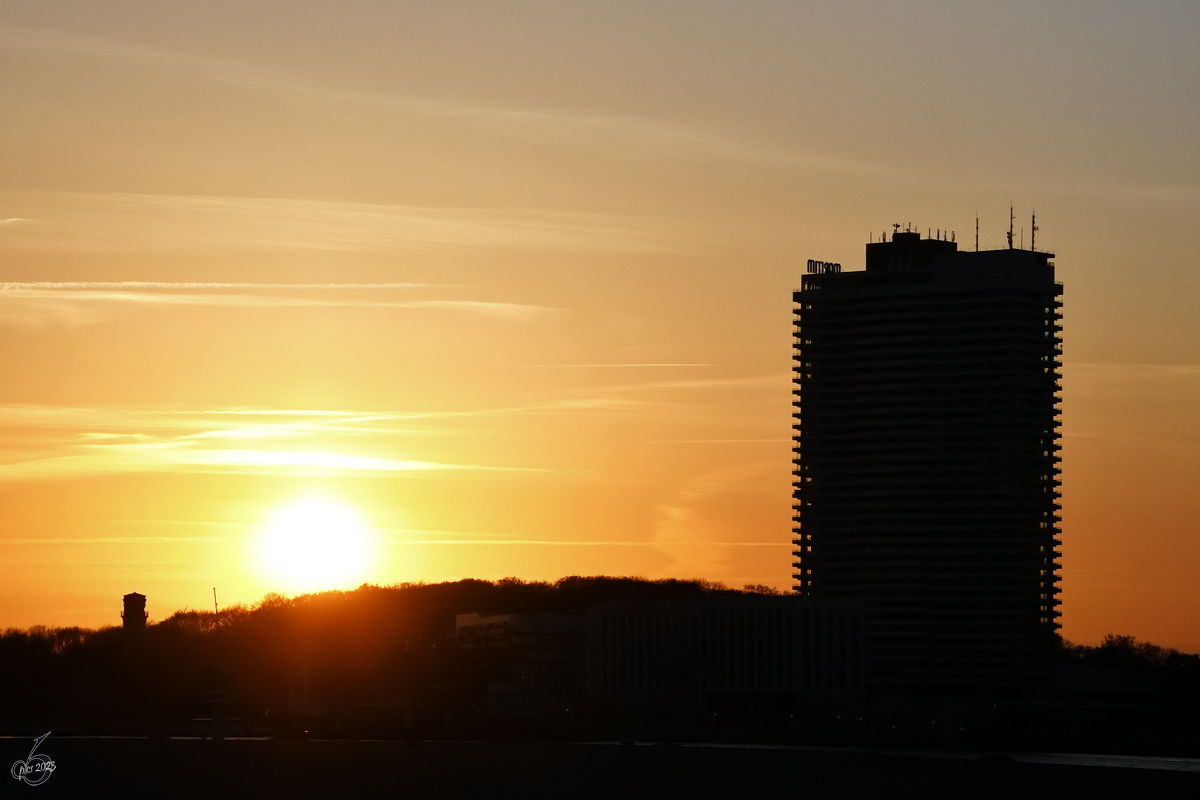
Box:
[0,534,787,547]
[381,538,788,547]
[0,218,29,225]
[591,375,788,393]
[644,438,789,444]
[0,191,689,255]
[0,447,534,482]
[0,287,551,314]
[0,24,889,179]
[1065,361,1200,375]
[651,461,784,575]
[0,537,241,544]
[0,281,440,290]
[3,25,1195,215]
[406,300,553,320]
[0,405,367,430]
[96,446,530,473]
[0,401,643,433]
[0,400,647,482]
[0,284,554,326]
[505,363,712,368]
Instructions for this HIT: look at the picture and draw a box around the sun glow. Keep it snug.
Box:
[258,498,376,593]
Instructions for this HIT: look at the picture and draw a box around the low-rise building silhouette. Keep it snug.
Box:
[588,596,862,699]
[456,596,863,715]
[456,612,588,716]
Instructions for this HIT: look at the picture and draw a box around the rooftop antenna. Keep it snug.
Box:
[1021,227,1024,249]
[975,215,979,251]
[213,587,218,616]
[1031,211,1038,251]
[1007,205,1015,249]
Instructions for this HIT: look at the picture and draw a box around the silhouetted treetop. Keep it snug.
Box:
[0,575,759,727]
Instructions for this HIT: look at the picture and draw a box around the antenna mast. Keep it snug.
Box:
[1031,211,1038,251]
[213,587,218,615]
[1007,206,1015,249]
[975,215,979,251]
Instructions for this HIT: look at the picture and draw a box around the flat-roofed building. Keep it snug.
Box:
[587,596,862,698]
[792,228,1063,695]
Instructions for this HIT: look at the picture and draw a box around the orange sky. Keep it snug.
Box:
[1,2,1198,650]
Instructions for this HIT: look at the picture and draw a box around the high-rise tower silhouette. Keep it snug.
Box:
[792,229,1062,694]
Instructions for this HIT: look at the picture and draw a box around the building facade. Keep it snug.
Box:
[792,230,1063,695]
[456,612,587,689]
[455,612,588,717]
[586,596,862,699]
[456,598,863,713]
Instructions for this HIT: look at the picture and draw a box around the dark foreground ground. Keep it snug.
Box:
[6,737,1200,799]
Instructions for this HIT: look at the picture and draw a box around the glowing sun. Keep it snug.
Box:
[258,499,375,592]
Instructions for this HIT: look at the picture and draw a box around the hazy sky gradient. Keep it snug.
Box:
[1,1,1198,649]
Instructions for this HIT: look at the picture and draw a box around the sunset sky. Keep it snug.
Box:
[1,1,1198,650]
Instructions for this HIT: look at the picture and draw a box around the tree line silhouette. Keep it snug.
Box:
[0,577,742,735]
[1,577,1198,751]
